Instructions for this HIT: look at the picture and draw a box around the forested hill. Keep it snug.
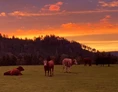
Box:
[0,34,96,57]
[0,34,99,65]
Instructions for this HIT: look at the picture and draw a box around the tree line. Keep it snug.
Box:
[0,33,117,66]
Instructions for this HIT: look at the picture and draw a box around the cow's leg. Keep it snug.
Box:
[108,60,110,67]
[44,66,47,76]
[52,67,54,76]
[89,61,91,66]
[84,61,87,66]
[47,70,49,76]
[19,72,22,75]
[68,67,71,73]
[45,70,46,76]
[89,63,91,66]
[63,65,65,72]
[50,69,51,76]
[51,68,54,76]
[50,69,52,77]
[65,66,68,73]
[49,68,52,77]
[108,62,110,67]
[50,68,52,76]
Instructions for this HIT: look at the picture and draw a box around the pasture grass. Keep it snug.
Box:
[0,64,118,92]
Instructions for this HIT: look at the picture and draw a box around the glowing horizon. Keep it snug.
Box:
[1,32,118,52]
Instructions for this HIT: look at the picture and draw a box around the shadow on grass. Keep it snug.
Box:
[64,72,79,74]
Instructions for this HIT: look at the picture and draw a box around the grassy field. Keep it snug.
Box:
[0,65,118,92]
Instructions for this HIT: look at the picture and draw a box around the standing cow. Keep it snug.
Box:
[4,66,24,76]
[95,56,111,67]
[44,59,54,77]
[95,53,111,67]
[62,58,78,73]
[83,57,92,66]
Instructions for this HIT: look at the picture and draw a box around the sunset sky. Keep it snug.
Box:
[0,0,118,51]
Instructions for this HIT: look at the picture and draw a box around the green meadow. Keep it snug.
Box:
[0,65,118,92]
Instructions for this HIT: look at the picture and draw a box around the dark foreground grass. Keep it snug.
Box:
[0,65,118,92]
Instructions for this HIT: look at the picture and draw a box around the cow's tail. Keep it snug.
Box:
[62,60,65,72]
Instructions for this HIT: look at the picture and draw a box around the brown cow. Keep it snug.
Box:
[62,58,78,73]
[44,60,54,76]
[83,57,92,66]
[4,66,24,76]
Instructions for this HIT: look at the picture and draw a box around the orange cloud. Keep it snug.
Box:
[8,11,63,17]
[100,15,111,23]
[7,9,118,17]
[99,15,114,28]
[0,12,6,17]
[49,2,63,11]
[1,15,118,41]
[99,0,118,7]
[61,15,118,35]
[9,11,27,17]
[61,23,81,29]
[41,2,63,12]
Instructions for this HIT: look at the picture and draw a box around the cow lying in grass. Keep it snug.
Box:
[44,60,54,76]
[62,58,78,73]
[4,66,24,76]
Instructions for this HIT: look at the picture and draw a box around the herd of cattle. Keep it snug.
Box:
[3,56,112,76]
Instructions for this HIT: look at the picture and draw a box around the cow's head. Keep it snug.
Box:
[17,66,24,71]
[44,60,48,66]
[72,59,78,65]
